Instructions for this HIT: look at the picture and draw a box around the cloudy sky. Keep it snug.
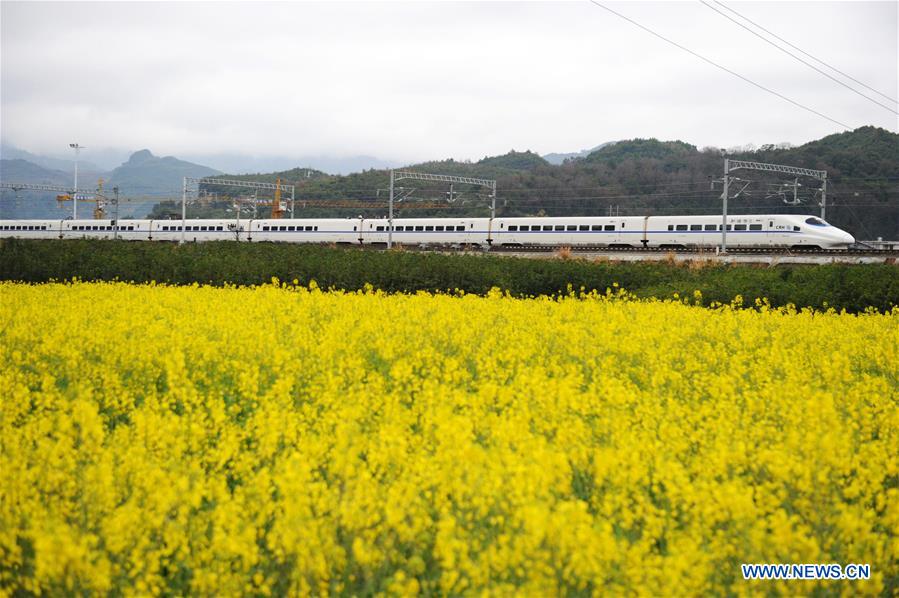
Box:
[2,1,896,168]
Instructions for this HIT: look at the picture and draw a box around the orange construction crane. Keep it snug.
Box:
[271,177,285,219]
[56,177,107,219]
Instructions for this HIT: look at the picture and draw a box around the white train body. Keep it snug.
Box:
[0,213,855,248]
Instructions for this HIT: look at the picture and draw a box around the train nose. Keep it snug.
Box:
[841,230,855,246]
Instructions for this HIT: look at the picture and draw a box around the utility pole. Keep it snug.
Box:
[721,158,729,254]
[181,177,187,244]
[821,174,827,220]
[388,169,395,249]
[113,186,119,239]
[69,143,83,219]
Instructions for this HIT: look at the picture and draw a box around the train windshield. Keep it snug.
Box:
[805,217,828,226]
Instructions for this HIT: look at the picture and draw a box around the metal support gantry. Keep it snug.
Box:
[181,176,296,244]
[717,159,827,254]
[387,170,497,249]
[0,182,96,219]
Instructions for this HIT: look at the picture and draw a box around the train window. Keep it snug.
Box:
[216,226,223,231]
[263,226,270,231]
[734,224,747,231]
[456,226,466,232]
[724,225,732,231]
[425,226,434,231]
[749,224,762,231]
[129,226,135,231]
[621,223,625,228]
[769,221,774,227]
[668,225,674,231]
[516,225,526,231]
[604,225,615,231]
[704,224,716,231]
[566,225,577,231]
[436,225,445,231]
[162,226,168,231]
[508,225,518,232]
[415,226,424,231]
[93,226,100,231]
[676,224,688,231]
[543,225,553,231]
[579,225,589,231]
[591,225,601,231]
[805,217,827,226]
[287,226,294,232]
[690,224,702,231]
[276,226,284,231]
[376,226,385,231]
[555,225,564,231]
[793,226,800,231]
[307,226,315,231]
[314,226,319,231]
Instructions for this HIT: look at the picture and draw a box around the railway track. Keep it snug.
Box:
[488,245,899,257]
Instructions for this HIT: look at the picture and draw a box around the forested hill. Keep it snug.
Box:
[151,127,898,240]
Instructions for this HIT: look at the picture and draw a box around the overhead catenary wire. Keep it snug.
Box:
[586,0,853,129]
[700,0,898,115]
[713,0,898,105]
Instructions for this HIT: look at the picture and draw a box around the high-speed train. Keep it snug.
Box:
[0,213,855,249]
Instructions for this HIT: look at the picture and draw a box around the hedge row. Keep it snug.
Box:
[2,239,897,312]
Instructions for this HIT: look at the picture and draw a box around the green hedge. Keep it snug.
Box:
[2,239,897,312]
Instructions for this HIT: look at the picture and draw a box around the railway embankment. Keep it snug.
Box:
[2,238,897,313]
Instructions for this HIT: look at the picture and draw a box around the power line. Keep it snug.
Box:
[587,0,853,129]
[714,0,898,105]
[700,0,898,115]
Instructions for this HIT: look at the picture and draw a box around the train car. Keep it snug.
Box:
[0,219,60,239]
[492,217,637,247]
[362,218,487,245]
[58,219,154,240]
[645,214,854,249]
[248,218,362,244]
[151,219,235,242]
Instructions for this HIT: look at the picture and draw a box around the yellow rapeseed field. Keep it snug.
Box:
[1,281,897,596]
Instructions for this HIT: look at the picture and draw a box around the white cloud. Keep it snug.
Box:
[2,1,896,165]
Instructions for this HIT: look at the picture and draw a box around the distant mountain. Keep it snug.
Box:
[0,144,105,174]
[0,160,73,219]
[477,150,548,170]
[0,159,71,186]
[543,142,617,165]
[182,153,402,176]
[584,139,698,164]
[107,149,221,195]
